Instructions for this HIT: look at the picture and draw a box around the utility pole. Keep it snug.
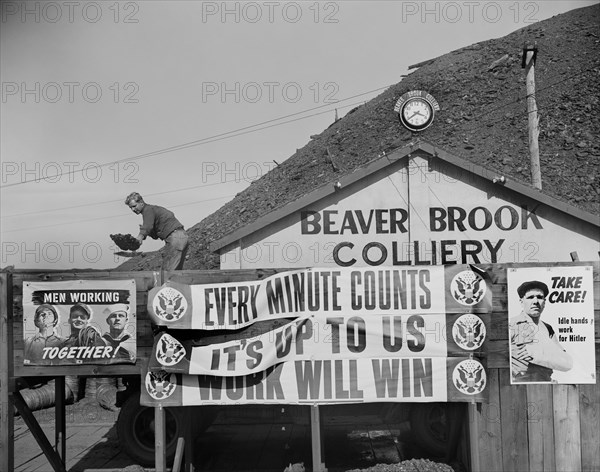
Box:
[522,42,541,189]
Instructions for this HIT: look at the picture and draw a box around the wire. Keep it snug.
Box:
[3,66,596,223]
[0,195,235,234]
[0,98,370,220]
[459,69,597,132]
[0,86,391,190]
[1,180,226,219]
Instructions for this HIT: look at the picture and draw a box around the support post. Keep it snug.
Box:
[172,437,185,472]
[156,405,167,472]
[0,272,14,472]
[184,408,194,472]
[523,44,541,189]
[310,405,326,472]
[12,391,67,472]
[55,377,66,463]
[468,403,481,472]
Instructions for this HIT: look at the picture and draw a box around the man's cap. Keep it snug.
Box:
[517,280,549,298]
[70,303,92,319]
[34,304,59,325]
[35,304,58,317]
[103,303,129,318]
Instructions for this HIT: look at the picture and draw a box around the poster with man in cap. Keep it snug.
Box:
[508,266,596,384]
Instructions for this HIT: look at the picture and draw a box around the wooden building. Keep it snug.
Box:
[206,141,600,471]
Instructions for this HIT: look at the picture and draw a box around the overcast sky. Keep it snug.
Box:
[1,0,597,270]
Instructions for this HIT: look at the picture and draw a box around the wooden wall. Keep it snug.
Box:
[3,263,599,472]
[473,262,600,472]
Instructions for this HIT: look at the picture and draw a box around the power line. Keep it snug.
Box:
[459,69,595,132]
[1,98,369,220]
[2,68,595,225]
[0,195,235,234]
[1,180,226,219]
[0,86,391,190]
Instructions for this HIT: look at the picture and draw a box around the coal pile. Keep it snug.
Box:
[110,234,141,251]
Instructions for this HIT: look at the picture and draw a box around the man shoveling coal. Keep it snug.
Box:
[121,192,189,271]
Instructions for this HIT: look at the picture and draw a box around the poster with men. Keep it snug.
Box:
[22,279,137,365]
[508,266,595,385]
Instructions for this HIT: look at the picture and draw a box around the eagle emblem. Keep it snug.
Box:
[156,333,186,366]
[450,270,487,306]
[452,314,486,350]
[152,287,187,321]
[145,370,177,400]
[452,359,486,395]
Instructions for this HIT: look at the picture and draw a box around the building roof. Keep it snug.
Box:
[210,140,600,253]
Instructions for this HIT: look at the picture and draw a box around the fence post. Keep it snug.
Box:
[0,272,14,472]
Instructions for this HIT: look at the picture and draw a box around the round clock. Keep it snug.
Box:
[400,97,434,131]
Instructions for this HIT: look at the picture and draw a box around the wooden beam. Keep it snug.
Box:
[553,385,582,472]
[524,48,541,189]
[408,58,436,70]
[526,384,555,472]
[310,405,325,472]
[12,391,66,472]
[0,272,14,472]
[155,405,167,472]
[172,437,185,472]
[184,409,194,472]
[55,377,66,463]
[467,403,482,472]
[579,375,600,471]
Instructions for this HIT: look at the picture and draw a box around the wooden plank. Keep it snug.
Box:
[172,437,184,472]
[165,268,283,285]
[183,410,193,472]
[62,425,119,469]
[54,377,66,463]
[310,405,325,472]
[155,406,166,472]
[467,403,481,472]
[13,363,144,378]
[579,371,600,472]
[0,272,14,472]
[12,391,66,472]
[526,384,555,472]
[476,368,502,472]
[553,384,582,472]
[499,368,529,471]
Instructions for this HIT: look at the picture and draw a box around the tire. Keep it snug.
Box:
[117,393,183,466]
[409,403,451,456]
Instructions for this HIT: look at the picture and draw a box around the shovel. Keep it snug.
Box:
[114,250,142,258]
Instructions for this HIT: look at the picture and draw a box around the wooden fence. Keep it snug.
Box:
[1,263,599,472]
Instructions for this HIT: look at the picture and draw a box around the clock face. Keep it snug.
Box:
[401,98,433,130]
